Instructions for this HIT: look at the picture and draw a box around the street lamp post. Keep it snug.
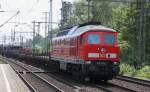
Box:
[86,0,91,22]
[48,0,53,60]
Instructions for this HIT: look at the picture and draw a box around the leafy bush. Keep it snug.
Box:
[120,63,150,79]
[120,63,136,76]
[137,66,150,78]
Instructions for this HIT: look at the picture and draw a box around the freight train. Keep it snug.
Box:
[0,22,120,81]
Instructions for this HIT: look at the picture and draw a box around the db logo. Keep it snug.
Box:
[101,48,106,53]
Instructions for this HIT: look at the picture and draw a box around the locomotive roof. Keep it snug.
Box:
[54,24,116,40]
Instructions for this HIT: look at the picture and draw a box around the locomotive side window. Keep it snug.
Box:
[88,34,100,44]
[104,34,116,44]
[82,37,85,44]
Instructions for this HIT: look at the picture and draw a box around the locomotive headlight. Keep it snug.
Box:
[106,53,117,58]
[113,62,119,65]
[85,61,91,64]
[88,53,99,58]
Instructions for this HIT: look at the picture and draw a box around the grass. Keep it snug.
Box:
[120,63,150,79]
[137,66,150,78]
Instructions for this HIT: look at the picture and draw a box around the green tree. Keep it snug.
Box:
[113,3,150,66]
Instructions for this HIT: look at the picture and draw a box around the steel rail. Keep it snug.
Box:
[3,57,82,91]
[17,72,38,92]
[95,83,137,92]
[116,75,150,87]
[87,80,136,92]
[90,82,136,92]
[44,72,81,89]
[4,57,63,92]
[89,83,113,92]
[11,58,81,90]
[108,82,136,92]
[0,57,37,92]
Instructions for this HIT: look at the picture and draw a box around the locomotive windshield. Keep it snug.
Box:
[88,34,100,44]
[104,34,116,44]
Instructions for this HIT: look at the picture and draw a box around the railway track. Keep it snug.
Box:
[1,56,150,92]
[5,58,100,92]
[109,76,150,92]
[3,57,64,92]
[116,75,150,87]
[24,59,139,92]
[2,57,84,92]
[52,72,137,92]
[94,82,137,92]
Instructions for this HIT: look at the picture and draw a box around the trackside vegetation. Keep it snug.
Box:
[120,64,150,79]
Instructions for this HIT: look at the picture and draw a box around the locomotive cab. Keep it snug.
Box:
[80,30,120,62]
[79,30,120,80]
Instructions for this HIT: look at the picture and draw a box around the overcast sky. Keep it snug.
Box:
[0,0,74,44]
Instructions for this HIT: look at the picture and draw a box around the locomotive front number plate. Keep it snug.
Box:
[100,54,106,58]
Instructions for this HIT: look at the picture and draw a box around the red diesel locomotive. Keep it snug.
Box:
[51,22,120,81]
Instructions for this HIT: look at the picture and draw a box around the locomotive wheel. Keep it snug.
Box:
[72,67,84,82]
[72,70,81,81]
[72,70,89,82]
[103,79,108,83]
[73,72,85,82]
[79,76,84,82]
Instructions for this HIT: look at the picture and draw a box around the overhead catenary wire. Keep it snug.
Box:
[0,11,20,28]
